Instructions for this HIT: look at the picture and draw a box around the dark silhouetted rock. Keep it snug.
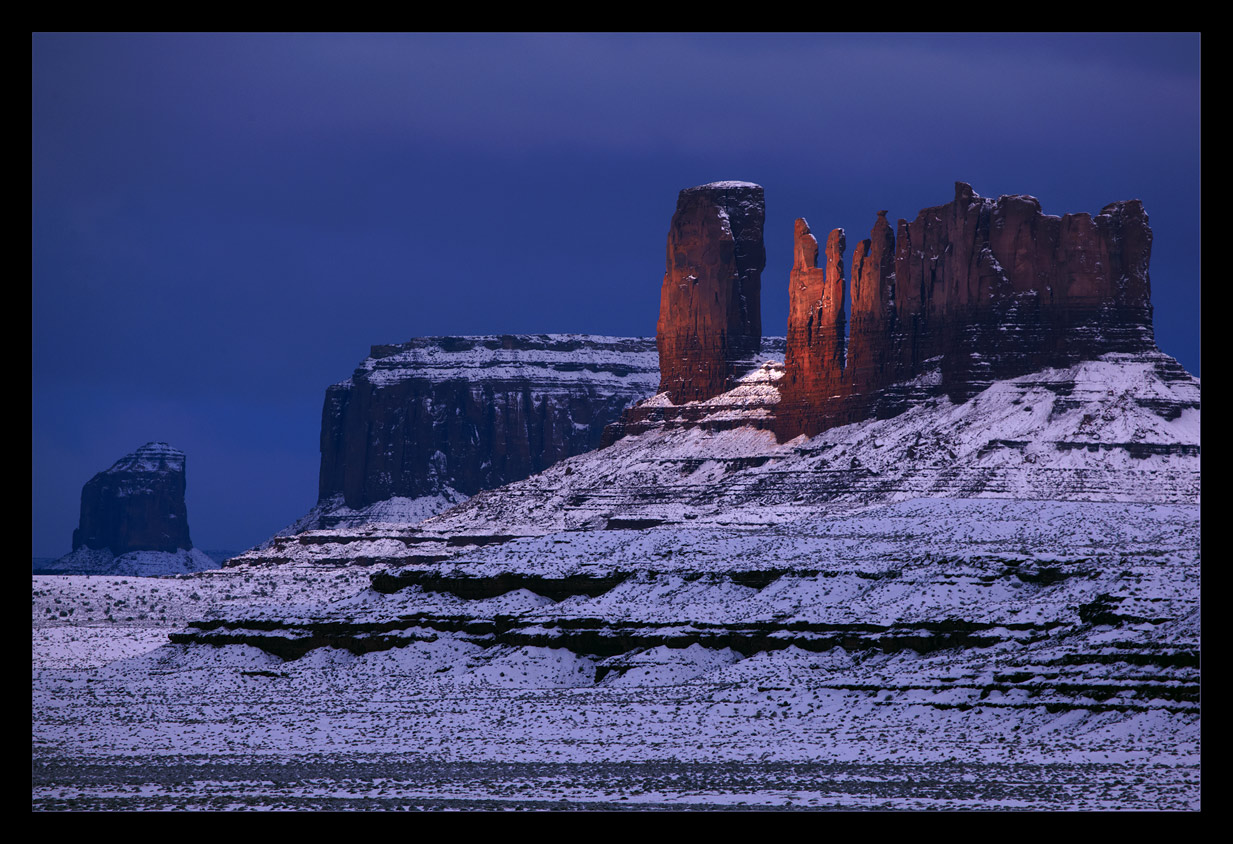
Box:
[656,181,765,403]
[41,443,216,576]
[72,442,193,554]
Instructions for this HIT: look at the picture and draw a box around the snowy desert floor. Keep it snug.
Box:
[33,502,1200,811]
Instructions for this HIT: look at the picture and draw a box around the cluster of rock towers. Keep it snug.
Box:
[649,180,1155,441]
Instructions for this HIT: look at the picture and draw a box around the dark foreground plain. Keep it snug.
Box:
[32,757,1199,811]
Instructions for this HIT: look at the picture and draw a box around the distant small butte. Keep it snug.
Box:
[40,442,216,576]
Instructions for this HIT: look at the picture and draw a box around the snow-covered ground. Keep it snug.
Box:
[32,351,1200,810]
[37,547,219,576]
[269,491,471,539]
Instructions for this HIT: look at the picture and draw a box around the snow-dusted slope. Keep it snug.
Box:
[33,350,1200,809]
[433,349,1198,533]
[34,490,1200,807]
[237,349,1196,567]
[36,547,218,577]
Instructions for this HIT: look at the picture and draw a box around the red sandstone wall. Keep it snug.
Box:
[656,182,765,403]
[776,182,1155,440]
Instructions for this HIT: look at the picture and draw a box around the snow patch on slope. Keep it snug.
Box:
[272,491,470,539]
[38,547,218,576]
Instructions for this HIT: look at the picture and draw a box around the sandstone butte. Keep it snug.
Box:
[71,442,195,555]
[638,180,1155,442]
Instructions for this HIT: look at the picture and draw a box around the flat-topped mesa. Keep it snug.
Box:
[656,181,765,403]
[776,182,1156,440]
[71,442,194,554]
[318,335,659,513]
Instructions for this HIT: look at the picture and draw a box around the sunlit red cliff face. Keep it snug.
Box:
[776,182,1155,439]
[781,220,848,421]
[624,180,1156,443]
[655,182,765,404]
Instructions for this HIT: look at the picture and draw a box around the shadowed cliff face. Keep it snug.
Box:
[775,182,1155,440]
[656,182,765,404]
[71,442,194,554]
[318,335,659,510]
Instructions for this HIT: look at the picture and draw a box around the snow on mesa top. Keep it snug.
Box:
[688,181,763,191]
[103,442,185,475]
[356,334,660,388]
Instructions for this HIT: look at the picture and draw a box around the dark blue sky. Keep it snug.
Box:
[32,33,1201,556]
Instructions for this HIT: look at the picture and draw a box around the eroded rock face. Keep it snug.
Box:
[71,442,194,554]
[847,210,896,392]
[776,182,1156,439]
[779,221,849,433]
[656,182,765,403]
[318,335,659,510]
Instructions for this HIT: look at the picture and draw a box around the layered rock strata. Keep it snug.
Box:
[656,181,765,404]
[776,183,1156,439]
[316,335,659,518]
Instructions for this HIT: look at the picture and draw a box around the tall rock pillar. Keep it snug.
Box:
[848,210,897,392]
[778,220,847,439]
[656,181,765,403]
